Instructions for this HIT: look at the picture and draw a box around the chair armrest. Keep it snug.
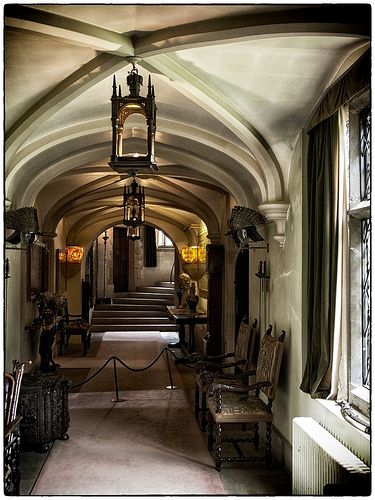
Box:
[209,380,272,413]
[218,359,246,370]
[195,360,226,373]
[4,415,22,438]
[203,352,235,362]
[195,353,237,373]
[209,380,271,395]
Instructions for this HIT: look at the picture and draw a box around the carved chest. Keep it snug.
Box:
[18,370,71,452]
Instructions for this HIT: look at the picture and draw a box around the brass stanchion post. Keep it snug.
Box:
[111,357,125,402]
[165,349,178,390]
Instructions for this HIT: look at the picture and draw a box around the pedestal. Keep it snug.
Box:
[18,370,71,452]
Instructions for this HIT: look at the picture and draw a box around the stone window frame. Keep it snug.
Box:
[347,90,371,417]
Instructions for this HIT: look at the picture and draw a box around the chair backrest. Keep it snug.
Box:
[255,325,285,401]
[234,318,258,373]
[4,374,15,427]
[4,359,29,426]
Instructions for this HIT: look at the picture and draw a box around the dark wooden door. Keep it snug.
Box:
[113,227,129,292]
[206,244,224,356]
[234,249,249,338]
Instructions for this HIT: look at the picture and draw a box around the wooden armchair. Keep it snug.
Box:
[194,317,257,431]
[4,360,29,495]
[206,326,285,471]
[60,301,91,356]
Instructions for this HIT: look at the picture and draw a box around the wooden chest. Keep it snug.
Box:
[18,370,71,452]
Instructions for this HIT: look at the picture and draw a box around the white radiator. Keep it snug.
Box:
[292,417,370,495]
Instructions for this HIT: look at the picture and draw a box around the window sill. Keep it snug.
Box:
[350,386,370,417]
[315,399,370,465]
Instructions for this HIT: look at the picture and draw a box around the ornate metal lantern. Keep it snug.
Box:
[123,176,145,227]
[125,225,141,241]
[109,59,157,173]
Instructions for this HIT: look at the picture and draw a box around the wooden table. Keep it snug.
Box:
[166,306,208,353]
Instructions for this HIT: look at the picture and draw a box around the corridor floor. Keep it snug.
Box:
[20,331,292,496]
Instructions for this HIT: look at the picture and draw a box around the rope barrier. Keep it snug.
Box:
[69,347,195,397]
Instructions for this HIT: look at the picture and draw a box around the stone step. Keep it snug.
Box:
[135,286,174,295]
[92,310,166,318]
[94,304,167,311]
[113,291,173,300]
[157,281,175,288]
[91,317,171,325]
[112,297,172,305]
[90,323,177,333]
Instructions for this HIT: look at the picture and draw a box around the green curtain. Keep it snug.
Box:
[144,225,157,267]
[300,112,340,398]
[301,49,370,399]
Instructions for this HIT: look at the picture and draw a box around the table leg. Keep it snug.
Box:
[188,324,195,353]
[168,324,185,348]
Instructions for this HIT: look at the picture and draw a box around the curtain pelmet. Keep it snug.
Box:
[307,50,370,133]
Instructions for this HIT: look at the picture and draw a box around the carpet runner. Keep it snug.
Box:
[31,331,225,495]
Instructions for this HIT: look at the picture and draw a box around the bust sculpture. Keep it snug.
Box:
[186,282,199,313]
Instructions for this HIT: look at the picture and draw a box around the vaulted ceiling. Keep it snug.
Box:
[4,3,370,247]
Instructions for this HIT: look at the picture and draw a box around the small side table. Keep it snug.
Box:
[166,306,208,354]
[18,370,71,453]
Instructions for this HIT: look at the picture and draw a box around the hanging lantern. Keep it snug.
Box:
[125,225,141,241]
[123,176,145,227]
[108,59,157,173]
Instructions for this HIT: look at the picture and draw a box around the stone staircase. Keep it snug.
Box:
[91,282,177,333]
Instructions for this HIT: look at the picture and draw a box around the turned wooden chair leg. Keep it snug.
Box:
[215,423,222,471]
[265,422,272,467]
[194,384,200,421]
[207,412,214,451]
[82,331,91,355]
[201,389,207,431]
[253,422,259,450]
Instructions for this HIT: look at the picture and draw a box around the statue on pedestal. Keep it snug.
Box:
[176,272,191,308]
[186,282,199,313]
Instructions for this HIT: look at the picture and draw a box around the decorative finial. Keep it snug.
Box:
[112,75,117,97]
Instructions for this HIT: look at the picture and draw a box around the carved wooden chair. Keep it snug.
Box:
[206,325,285,471]
[4,360,29,495]
[60,301,91,356]
[194,317,257,431]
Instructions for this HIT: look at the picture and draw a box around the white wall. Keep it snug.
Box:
[266,132,370,469]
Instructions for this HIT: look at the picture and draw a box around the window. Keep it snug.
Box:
[156,229,173,248]
[347,93,371,415]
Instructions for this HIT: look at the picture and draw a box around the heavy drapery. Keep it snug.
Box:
[300,50,370,399]
[300,111,348,398]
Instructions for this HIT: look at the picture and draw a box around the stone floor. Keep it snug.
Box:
[20,331,292,496]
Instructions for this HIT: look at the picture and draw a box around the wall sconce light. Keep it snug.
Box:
[181,245,206,264]
[181,245,207,281]
[58,245,84,264]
